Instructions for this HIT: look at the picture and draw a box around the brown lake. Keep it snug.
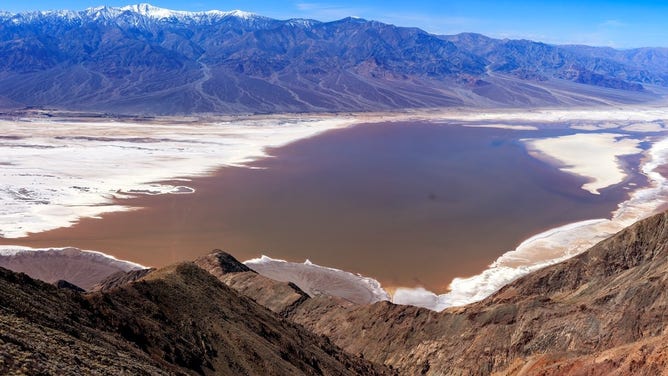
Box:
[3,121,645,292]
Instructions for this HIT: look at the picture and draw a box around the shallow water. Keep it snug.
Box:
[4,121,643,292]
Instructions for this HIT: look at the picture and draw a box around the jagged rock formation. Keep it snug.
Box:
[194,250,254,275]
[0,4,664,115]
[0,262,389,375]
[194,251,312,316]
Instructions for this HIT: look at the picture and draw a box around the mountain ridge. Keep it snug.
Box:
[187,212,668,374]
[0,3,263,24]
[0,260,390,375]
[0,3,665,115]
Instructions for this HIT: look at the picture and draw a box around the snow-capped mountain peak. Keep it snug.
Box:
[285,18,320,28]
[223,10,257,19]
[2,9,79,22]
[90,3,260,21]
[120,3,177,18]
[1,4,263,24]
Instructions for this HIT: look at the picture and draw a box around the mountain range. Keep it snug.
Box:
[0,3,667,115]
[3,210,668,374]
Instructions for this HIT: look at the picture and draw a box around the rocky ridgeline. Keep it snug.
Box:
[0,4,664,115]
[0,261,388,375]
[197,212,668,375]
[2,212,668,374]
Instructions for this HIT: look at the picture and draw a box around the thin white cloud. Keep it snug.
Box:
[491,30,621,48]
[292,4,481,35]
[295,3,318,11]
[380,13,481,35]
[293,2,365,20]
[600,19,626,28]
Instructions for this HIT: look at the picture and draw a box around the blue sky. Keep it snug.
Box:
[4,1,668,48]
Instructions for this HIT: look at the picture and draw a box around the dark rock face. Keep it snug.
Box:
[0,268,171,375]
[0,263,390,375]
[195,251,312,316]
[54,279,85,292]
[194,249,253,275]
[0,6,663,115]
[90,267,154,291]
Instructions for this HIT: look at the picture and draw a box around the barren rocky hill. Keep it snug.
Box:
[3,212,668,374]
[288,212,668,375]
[0,261,389,375]
[199,212,668,375]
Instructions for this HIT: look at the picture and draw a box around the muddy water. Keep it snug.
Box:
[2,122,642,292]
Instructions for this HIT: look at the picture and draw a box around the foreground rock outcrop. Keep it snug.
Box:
[3,211,668,374]
[0,261,389,375]
[198,212,668,375]
[283,212,668,375]
[195,252,311,316]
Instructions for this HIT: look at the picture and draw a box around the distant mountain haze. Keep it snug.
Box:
[0,3,666,115]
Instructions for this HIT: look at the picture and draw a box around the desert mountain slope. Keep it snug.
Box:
[203,212,668,375]
[3,210,668,374]
[444,33,668,88]
[0,4,665,114]
[0,261,389,375]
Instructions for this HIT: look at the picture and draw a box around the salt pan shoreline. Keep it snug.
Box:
[3,107,668,311]
[0,117,355,238]
[392,133,668,310]
[524,133,643,195]
[0,246,145,290]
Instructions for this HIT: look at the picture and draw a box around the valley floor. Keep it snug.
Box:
[2,105,668,310]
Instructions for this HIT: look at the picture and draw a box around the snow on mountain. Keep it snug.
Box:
[0,2,662,115]
[1,3,263,24]
[285,18,321,28]
[5,9,80,23]
[104,3,259,21]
